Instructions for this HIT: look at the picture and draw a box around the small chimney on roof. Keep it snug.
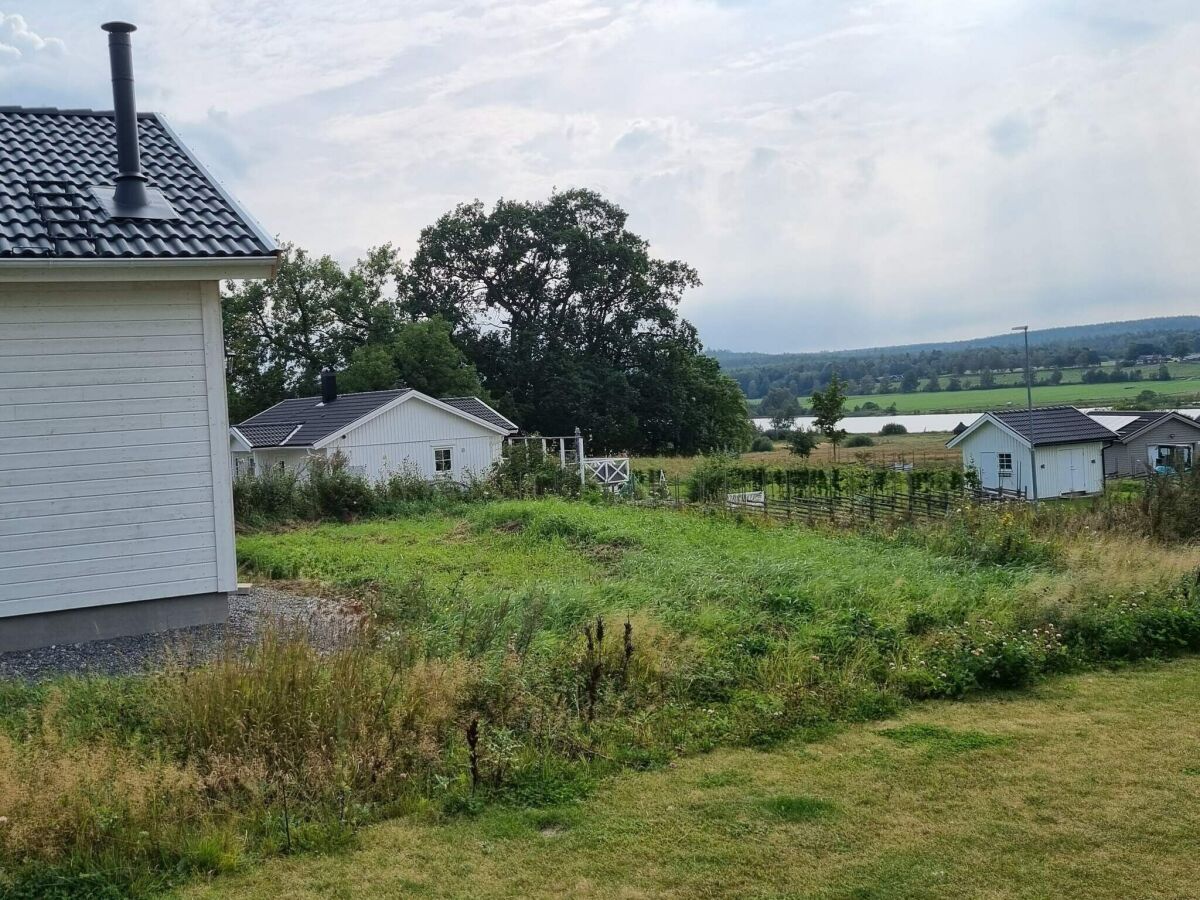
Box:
[101,22,147,210]
[321,370,338,404]
[91,22,177,219]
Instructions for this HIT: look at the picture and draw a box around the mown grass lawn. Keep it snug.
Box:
[178,657,1200,899]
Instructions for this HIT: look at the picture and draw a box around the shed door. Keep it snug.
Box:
[978,451,999,488]
[1057,447,1086,494]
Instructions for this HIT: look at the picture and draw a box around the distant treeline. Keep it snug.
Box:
[714,318,1200,399]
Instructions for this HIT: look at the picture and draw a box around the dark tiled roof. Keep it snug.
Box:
[441,397,519,433]
[991,406,1115,446]
[1092,411,1200,441]
[235,423,302,448]
[235,389,518,447]
[0,107,276,259]
[237,390,410,447]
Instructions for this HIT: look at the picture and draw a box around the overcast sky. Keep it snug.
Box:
[3,2,1198,352]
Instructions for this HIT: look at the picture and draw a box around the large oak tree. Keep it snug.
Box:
[405,189,751,452]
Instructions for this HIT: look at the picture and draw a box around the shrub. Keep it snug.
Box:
[493,442,577,498]
[844,434,875,448]
[787,429,819,457]
[233,467,303,524]
[305,453,377,520]
[750,435,774,452]
[377,463,438,504]
[686,455,740,502]
[879,422,907,436]
[906,503,1059,567]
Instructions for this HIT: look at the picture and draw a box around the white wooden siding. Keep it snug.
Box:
[1036,442,1104,496]
[325,396,503,482]
[958,425,1031,492]
[0,281,234,619]
[958,422,1104,497]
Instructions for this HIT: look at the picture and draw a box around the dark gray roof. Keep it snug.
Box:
[991,407,1115,446]
[234,390,515,447]
[441,397,519,433]
[0,107,276,259]
[237,390,410,447]
[1092,411,1200,442]
[235,423,302,449]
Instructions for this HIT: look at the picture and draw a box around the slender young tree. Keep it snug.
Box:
[810,373,848,461]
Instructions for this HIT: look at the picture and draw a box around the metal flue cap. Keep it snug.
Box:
[101,22,137,33]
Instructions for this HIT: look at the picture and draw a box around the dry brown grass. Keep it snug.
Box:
[634,432,958,479]
[1023,530,1200,615]
[0,719,203,866]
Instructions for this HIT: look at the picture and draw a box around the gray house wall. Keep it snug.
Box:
[1103,418,1200,477]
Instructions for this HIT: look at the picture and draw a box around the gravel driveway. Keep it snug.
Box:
[0,585,365,682]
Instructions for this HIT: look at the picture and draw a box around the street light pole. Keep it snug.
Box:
[1013,325,1038,505]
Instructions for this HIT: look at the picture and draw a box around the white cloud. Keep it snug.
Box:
[7,1,1200,351]
[0,10,64,64]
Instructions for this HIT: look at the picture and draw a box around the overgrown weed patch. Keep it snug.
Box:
[5,499,1200,895]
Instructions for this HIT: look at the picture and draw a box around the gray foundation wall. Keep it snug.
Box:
[0,593,229,654]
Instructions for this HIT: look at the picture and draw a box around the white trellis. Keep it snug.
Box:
[585,457,630,489]
[506,426,631,489]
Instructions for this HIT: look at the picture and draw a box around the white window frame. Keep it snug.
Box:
[433,445,454,476]
[1149,444,1193,471]
[998,452,1013,476]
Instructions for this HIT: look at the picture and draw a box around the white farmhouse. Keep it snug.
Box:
[947,406,1112,499]
[230,373,518,482]
[0,24,278,651]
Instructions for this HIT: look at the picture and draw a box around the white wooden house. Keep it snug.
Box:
[230,374,518,483]
[947,407,1112,499]
[0,24,278,651]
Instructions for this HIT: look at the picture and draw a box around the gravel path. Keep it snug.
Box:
[0,585,365,682]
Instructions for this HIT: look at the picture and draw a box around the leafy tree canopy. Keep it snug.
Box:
[222,192,752,454]
[404,188,750,453]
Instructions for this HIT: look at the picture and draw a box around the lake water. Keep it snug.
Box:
[752,413,981,434]
[752,408,1200,435]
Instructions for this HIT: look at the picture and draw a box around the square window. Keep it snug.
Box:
[434,447,453,473]
[998,452,1013,474]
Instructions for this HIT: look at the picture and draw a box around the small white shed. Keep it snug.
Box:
[947,407,1112,499]
[0,24,278,651]
[230,374,518,483]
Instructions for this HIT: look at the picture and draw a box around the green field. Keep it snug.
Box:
[181,658,1200,900]
[748,362,1200,414]
[846,376,1200,414]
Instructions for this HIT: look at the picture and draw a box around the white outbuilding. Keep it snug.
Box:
[230,373,518,483]
[946,406,1113,499]
[0,24,278,651]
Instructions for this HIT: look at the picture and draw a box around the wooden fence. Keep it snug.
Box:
[652,471,1027,528]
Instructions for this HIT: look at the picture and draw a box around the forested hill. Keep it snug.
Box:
[712,316,1200,399]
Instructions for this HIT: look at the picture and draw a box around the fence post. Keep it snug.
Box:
[575,427,585,486]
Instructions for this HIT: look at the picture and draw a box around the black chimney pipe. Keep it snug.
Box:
[321,370,338,404]
[101,22,148,210]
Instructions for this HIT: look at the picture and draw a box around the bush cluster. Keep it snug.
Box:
[233,451,553,525]
[909,502,1060,567]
